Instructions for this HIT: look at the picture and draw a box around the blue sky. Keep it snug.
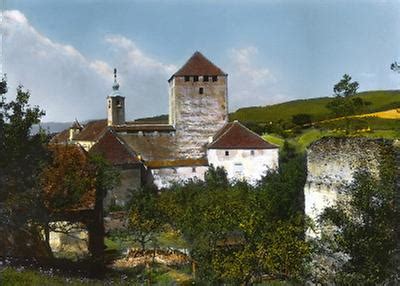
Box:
[3,0,400,122]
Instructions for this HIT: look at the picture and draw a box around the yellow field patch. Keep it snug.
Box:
[355,108,400,119]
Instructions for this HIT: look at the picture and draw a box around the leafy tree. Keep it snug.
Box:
[326,74,363,132]
[41,145,119,263]
[125,187,164,251]
[160,155,311,284]
[319,144,398,284]
[390,61,400,73]
[292,113,312,127]
[41,145,96,211]
[0,81,51,258]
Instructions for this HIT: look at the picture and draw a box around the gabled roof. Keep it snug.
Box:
[89,130,141,166]
[169,51,226,81]
[208,121,278,150]
[74,119,108,141]
[119,134,179,162]
[49,129,69,144]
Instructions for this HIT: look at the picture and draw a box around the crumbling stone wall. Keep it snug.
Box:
[305,137,399,236]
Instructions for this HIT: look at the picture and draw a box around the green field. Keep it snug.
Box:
[230,90,400,124]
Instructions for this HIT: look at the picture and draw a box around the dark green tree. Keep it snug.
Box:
[0,80,51,258]
[326,74,364,132]
[390,61,400,73]
[292,113,312,127]
[319,144,398,284]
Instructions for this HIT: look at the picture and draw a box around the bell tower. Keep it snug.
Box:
[107,68,125,126]
[168,52,228,158]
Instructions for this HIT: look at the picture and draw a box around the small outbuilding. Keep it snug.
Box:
[207,120,279,184]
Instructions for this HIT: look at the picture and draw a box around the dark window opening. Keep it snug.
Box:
[250,150,255,156]
[204,75,209,82]
[212,76,218,82]
[116,100,120,106]
[199,87,204,94]
[192,167,196,173]
[193,75,199,82]
[184,76,190,82]
[225,150,229,156]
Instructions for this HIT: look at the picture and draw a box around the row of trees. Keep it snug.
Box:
[123,145,310,284]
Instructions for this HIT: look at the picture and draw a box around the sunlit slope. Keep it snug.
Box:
[230,90,400,123]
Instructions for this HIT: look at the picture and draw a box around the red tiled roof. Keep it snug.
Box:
[119,134,178,162]
[89,130,141,166]
[169,51,226,80]
[74,119,108,141]
[208,121,278,150]
[49,129,69,144]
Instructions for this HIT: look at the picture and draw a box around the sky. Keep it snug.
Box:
[2,0,400,122]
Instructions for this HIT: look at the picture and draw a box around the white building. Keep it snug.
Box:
[208,121,279,184]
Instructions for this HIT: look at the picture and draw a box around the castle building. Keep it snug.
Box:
[51,52,279,206]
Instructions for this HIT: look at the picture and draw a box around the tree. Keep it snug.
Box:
[41,145,119,264]
[159,156,311,284]
[390,61,400,73]
[319,144,398,284]
[0,80,51,258]
[292,113,312,127]
[125,187,164,252]
[326,74,363,132]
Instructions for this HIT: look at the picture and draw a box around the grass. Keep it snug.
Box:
[0,267,99,286]
[230,90,400,124]
[262,134,286,147]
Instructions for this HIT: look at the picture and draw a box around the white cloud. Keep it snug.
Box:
[2,10,284,122]
[2,10,176,122]
[103,35,177,119]
[227,46,285,111]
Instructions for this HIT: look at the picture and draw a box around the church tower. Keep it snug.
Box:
[168,52,228,158]
[107,68,125,126]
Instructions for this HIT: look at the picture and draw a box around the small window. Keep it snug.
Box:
[203,75,209,82]
[250,150,255,156]
[199,87,204,94]
[192,167,196,173]
[212,76,218,82]
[184,76,190,82]
[193,75,199,82]
[225,150,229,156]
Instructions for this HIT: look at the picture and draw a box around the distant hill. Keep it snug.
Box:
[133,114,168,123]
[32,122,72,134]
[229,90,400,124]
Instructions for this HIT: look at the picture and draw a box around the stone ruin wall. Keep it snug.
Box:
[305,137,399,233]
[170,76,228,159]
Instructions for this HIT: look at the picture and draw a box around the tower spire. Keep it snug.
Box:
[113,68,120,91]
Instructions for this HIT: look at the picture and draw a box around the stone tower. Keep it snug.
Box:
[168,51,228,158]
[107,68,125,126]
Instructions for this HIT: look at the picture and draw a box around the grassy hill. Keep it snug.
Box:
[230,90,400,124]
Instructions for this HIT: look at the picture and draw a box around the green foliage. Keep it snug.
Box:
[0,81,51,258]
[332,74,359,98]
[319,144,398,284]
[124,187,165,251]
[390,61,400,73]
[326,74,364,125]
[159,155,310,284]
[292,113,312,127]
